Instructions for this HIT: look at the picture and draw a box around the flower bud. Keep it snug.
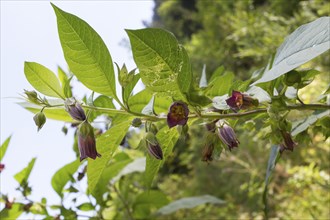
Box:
[145,132,163,160]
[65,98,86,121]
[77,121,101,161]
[217,123,240,151]
[24,90,41,105]
[284,70,301,86]
[226,91,259,112]
[33,112,46,131]
[131,118,142,127]
[167,101,189,128]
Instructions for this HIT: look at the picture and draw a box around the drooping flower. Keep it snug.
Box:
[167,101,189,128]
[201,143,214,163]
[217,123,240,151]
[279,131,297,153]
[77,121,101,161]
[225,91,259,112]
[145,132,163,160]
[65,98,86,121]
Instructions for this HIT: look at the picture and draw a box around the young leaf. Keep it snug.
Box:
[77,203,95,211]
[51,4,117,98]
[51,159,80,197]
[142,95,155,115]
[14,157,37,185]
[126,28,191,99]
[145,126,179,188]
[123,73,140,106]
[128,90,171,114]
[58,67,72,98]
[24,62,64,99]
[156,195,225,215]
[0,136,11,162]
[199,64,207,88]
[254,17,330,84]
[87,117,132,194]
[291,110,330,136]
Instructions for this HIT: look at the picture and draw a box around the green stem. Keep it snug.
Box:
[47,102,330,121]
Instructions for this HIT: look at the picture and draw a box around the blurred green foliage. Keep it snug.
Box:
[149,0,330,219]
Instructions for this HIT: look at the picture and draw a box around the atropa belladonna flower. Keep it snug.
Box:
[226,91,259,112]
[279,131,297,153]
[65,98,86,121]
[217,121,240,151]
[77,121,101,161]
[167,101,189,128]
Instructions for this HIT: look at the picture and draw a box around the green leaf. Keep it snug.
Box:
[133,190,169,218]
[128,89,172,114]
[91,153,132,203]
[24,62,64,99]
[87,117,131,194]
[263,145,281,219]
[88,95,116,122]
[254,17,330,84]
[0,203,23,219]
[18,101,73,122]
[0,136,11,162]
[291,110,330,136]
[206,72,234,97]
[111,157,146,183]
[156,195,225,215]
[14,157,37,185]
[126,28,191,99]
[145,127,179,187]
[52,4,117,98]
[142,95,155,115]
[77,203,95,211]
[51,159,80,197]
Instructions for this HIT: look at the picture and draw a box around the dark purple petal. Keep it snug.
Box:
[78,121,101,161]
[0,163,5,173]
[201,143,214,163]
[167,101,189,128]
[280,131,297,153]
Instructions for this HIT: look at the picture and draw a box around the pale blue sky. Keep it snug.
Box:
[0,0,154,209]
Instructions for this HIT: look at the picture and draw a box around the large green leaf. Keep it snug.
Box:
[51,159,80,197]
[126,28,192,99]
[156,195,225,215]
[52,4,116,98]
[254,17,330,84]
[128,89,172,114]
[18,101,73,122]
[0,136,11,162]
[145,126,179,187]
[14,157,36,185]
[24,62,64,99]
[87,118,132,194]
